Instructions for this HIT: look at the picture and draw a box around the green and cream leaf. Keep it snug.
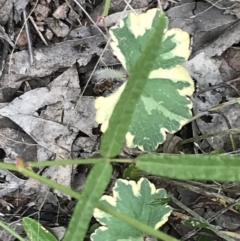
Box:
[95,9,194,151]
[91,178,172,241]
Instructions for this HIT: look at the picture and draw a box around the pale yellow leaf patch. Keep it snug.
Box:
[95,82,127,132]
[128,8,158,38]
[149,66,194,97]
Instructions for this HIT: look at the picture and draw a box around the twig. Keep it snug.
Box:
[8,0,39,74]
[29,16,48,46]
[190,0,235,19]
[203,0,237,10]
[181,196,240,240]
[208,197,240,223]
[72,0,108,40]
[0,10,14,79]
[171,196,235,241]
[64,0,82,25]
[23,9,34,65]
[148,176,237,203]
[187,98,237,124]
[67,1,133,127]
[197,76,240,94]
[8,8,15,42]
[178,126,240,146]
[183,108,236,149]
[0,39,9,80]
[0,133,38,146]
[124,0,137,14]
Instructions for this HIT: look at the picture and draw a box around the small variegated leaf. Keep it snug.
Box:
[95,8,194,151]
[91,177,172,241]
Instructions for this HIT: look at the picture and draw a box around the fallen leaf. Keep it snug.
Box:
[7,35,106,78]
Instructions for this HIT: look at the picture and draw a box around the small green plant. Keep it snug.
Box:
[122,164,141,181]
[23,217,58,241]
[1,5,240,241]
[95,8,194,152]
[91,178,172,241]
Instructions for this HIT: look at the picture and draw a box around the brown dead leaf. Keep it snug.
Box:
[0,0,12,25]
[223,47,240,72]
[184,52,239,150]
[53,3,69,20]
[167,1,237,55]
[7,35,105,78]
[45,18,70,37]
[163,134,183,153]
[0,128,37,161]
[34,3,50,21]
[13,0,30,22]
[0,86,80,158]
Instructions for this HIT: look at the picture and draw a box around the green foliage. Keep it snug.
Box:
[210,149,226,155]
[0,220,25,241]
[2,6,237,241]
[122,164,141,181]
[136,154,240,181]
[23,217,57,241]
[97,9,167,156]
[96,8,194,152]
[96,202,179,241]
[182,219,235,241]
[91,178,172,241]
[197,230,216,241]
[62,160,112,241]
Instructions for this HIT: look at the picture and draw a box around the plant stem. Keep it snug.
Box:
[171,196,235,241]
[17,166,179,241]
[98,203,180,241]
[178,127,240,145]
[102,0,111,17]
[0,220,26,241]
[188,98,237,124]
[28,158,132,168]
[18,167,80,199]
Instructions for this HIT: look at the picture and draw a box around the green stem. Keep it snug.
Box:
[98,203,180,241]
[18,167,179,241]
[0,162,19,171]
[187,99,237,124]
[102,0,111,17]
[28,158,132,168]
[230,134,236,151]
[0,220,26,241]
[18,168,80,199]
[171,196,234,241]
[179,127,240,145]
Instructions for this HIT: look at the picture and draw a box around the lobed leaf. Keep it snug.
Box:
[96,8,194,152]
[91,177,172,241]
[98,9,167,157]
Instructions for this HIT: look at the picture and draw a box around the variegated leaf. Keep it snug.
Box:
[95,9,194,151]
